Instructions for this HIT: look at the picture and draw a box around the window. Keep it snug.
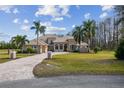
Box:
[60,44,63,49]
[55,44,58,49]
[50,40,53,44]
[70,45,75,50]
[32,45,36,49]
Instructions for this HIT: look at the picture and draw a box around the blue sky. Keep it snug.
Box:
[0,5,114,42]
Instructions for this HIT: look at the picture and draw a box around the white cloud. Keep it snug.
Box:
[13,8,19,14]
[40,21,66,33]
[100,5,113,19]
[84,13,91,19]
[0,32,10,37]
[72,25,76,28]
[0,6,20,15]
[51,17,63,21]
[99,12,108,19]
[101,5,114,11]
[59,5,70,17]
[35,5,70,18]
[0,5,13,13]
[21,25,30,32]
[40,21,52,27]
[47,26,66,32]
[21,19,30,31]
[23,19,29,24]
[13,18,20,24]
[35,6,59,17]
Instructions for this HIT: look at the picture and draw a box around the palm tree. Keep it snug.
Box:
[31,20,46,53]
[20,35,29,50]
[10,35,29,51]
[72,26,85,44]
[82,20,96,49]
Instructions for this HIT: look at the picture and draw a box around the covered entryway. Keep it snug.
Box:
[54,43,66,52]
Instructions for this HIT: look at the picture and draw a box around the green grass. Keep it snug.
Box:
[33,51,124,77]
[0,49,34,63]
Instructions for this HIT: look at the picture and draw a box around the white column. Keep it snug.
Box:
[67,44,70,51]
[53,44,55,52]
[63,44,64,51]
[70,45,72,51]
[58,44,60,52]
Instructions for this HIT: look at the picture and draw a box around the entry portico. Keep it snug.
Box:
[54,43,66,52]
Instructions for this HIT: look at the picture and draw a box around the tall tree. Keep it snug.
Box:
[31,20,46,53]
[112,17,117,48]
[82,20,96,49]
[10,35,29,50]
[72,26,85,44]
[114,5,124,38]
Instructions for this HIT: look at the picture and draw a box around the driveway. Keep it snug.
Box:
[0,52,68,83]
[0,75,124,88]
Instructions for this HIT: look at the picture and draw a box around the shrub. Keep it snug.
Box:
[17,48,36,53]
[73,50,79,52]
[17,50,22,53]
[27,47,36,53]
[115,38,124,60]
[93,46,101,53]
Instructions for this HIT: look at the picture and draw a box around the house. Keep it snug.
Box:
[24,34,89,53]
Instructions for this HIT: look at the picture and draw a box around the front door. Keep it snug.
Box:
[64,44,67,51]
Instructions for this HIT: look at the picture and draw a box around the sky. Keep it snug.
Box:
[0,5,114,42]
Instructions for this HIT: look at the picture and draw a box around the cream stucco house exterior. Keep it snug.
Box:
[24,34,89,53]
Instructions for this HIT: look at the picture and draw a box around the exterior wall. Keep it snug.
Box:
[24,45,48,53]
[67,44,77,52]
[79,45,89,53]
[41,45,48,53]
[39,45,48,53]
[53,42,77,52]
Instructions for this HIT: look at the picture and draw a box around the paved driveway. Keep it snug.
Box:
[0,52,68,83]
[0,75,124,88]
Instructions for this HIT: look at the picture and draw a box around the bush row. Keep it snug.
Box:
[17,48,37,53]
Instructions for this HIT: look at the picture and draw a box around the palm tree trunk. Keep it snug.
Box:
[88,39,91,49]
[37,33,39,54]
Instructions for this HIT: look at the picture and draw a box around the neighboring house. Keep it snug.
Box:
[24,34,89,53]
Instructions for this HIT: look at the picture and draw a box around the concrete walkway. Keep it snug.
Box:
[0,52,68,83]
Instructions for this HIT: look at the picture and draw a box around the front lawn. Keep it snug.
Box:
[33,51,124,77]
[0,49,34,63]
